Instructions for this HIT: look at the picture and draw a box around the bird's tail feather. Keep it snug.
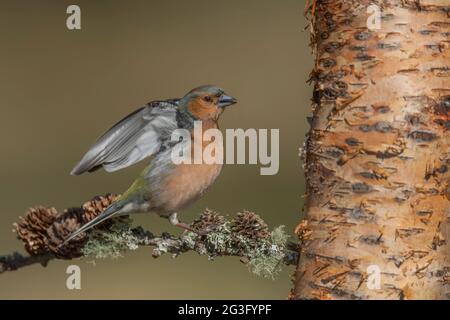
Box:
[63,201,125,244]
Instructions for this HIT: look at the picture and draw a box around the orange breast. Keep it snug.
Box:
[151,120,223,214]
[157,162,222,214]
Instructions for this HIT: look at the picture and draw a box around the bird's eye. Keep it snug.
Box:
[203,96,212,102]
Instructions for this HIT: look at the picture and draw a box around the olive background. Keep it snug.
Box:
[0,0,311,299]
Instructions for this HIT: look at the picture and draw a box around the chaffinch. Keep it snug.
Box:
[65,85,237,243]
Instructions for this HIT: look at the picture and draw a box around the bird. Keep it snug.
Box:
[64,85,237,243]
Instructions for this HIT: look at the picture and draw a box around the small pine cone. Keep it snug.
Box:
[231,211,270,242]
[14,207,58,255]
[45,217,86,259]
[190,209,225,232]
[45,194,122,258]
[61,206,85,221]
[82,193,120,222]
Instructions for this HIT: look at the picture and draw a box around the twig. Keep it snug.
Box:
[0,252,55,273]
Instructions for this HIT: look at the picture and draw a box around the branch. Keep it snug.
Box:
[1,195,299,278]
[0,252,54,273]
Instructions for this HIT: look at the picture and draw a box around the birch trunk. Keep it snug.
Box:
[294,0,450,300]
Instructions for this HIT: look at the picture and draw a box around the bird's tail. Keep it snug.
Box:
[63,200,125,244]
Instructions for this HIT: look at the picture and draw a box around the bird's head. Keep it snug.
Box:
[180,85,237,121]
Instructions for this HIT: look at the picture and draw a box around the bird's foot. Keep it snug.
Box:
[177,222,212,236]
[168,212,208,236]
[174,222,196,233]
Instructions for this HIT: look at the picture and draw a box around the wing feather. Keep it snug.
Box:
[71,100,179,175]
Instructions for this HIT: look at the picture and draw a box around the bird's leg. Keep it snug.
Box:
[167,212,197,233]
[167,212,209,235]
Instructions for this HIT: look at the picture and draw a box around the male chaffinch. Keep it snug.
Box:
[64,85,237,243]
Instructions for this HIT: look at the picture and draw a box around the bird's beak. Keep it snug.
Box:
[218,94,237,108]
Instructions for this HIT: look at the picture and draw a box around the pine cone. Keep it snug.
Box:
[14,207,58,255]
[13,194,123,259]
[61,206,85,221]
[190,209,225,232]
[82,193,120,223]
[231,211,270,242]
[82,193,123,230]
[44,194,123,258]
[45,217,85,259]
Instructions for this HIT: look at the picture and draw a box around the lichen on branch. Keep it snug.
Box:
[1,194,298,278]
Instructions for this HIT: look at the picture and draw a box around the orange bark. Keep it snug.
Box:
[294,0,450,300]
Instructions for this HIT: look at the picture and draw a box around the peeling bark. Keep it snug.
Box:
[295,0,450,300]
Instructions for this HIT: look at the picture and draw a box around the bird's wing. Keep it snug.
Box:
[71,99,180,175]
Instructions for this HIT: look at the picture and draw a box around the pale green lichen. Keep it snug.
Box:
[247,226,290,279]
[205,222,234,255]
[180,231,197,250]
[81,218,140,260]
[203,222,290,279]
[80,216,292,279]
[271,225,289,248]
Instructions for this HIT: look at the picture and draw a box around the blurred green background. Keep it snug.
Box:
[0,0,311,299]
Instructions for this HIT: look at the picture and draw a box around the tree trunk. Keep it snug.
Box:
[294,0,450,300]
